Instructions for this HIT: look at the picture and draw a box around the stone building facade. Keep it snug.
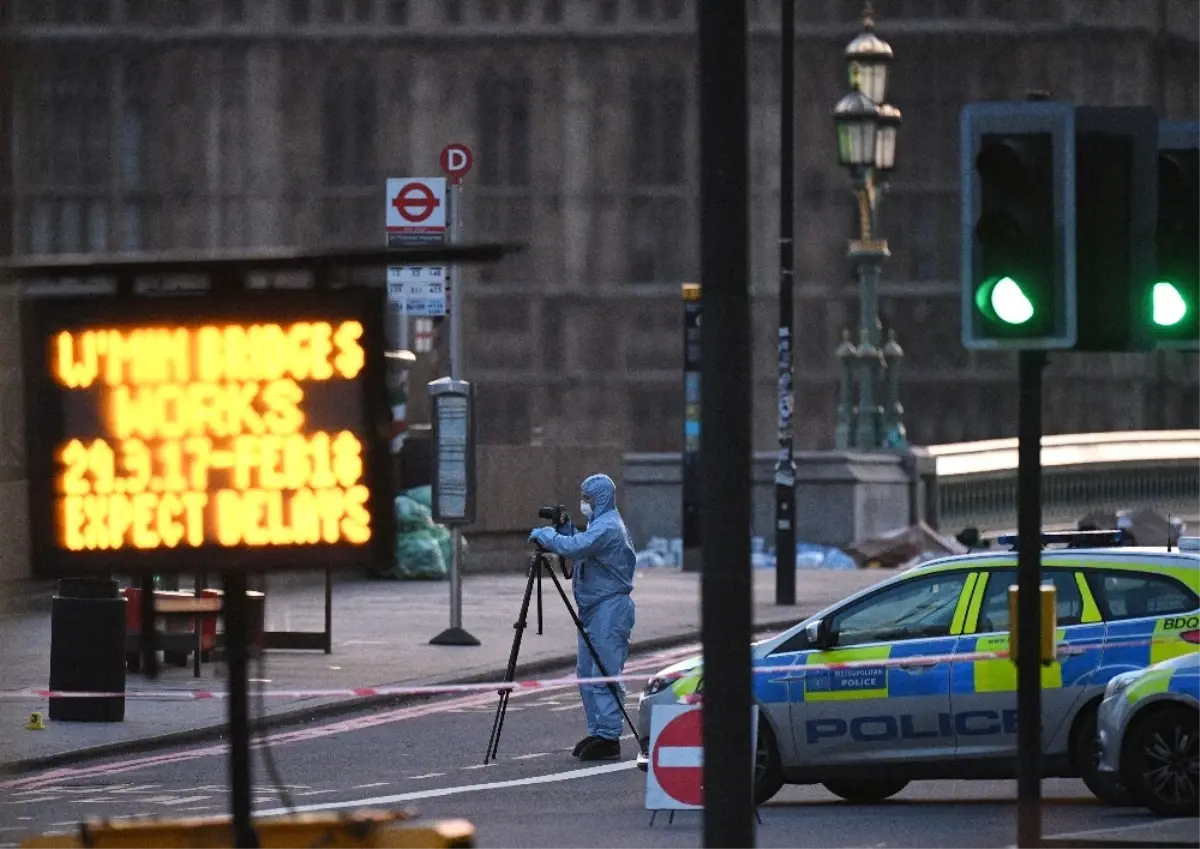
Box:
[1,0,1197,461]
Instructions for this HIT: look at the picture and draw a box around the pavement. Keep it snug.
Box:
[0,565,890,773]
[5,639,1194,849]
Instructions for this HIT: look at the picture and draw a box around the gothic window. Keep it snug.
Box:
[630,66,687,185]
[477,72,531,186]
[323,61,376,186]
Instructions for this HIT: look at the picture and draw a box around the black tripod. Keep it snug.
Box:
[484,546,643,764]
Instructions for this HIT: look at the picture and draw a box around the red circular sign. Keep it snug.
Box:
[391,182,440,223]
[439,143,474,184]
[651,709,704,807]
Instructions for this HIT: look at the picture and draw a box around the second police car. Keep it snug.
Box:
[1097,651,1199,816]
[636,535,1200,806]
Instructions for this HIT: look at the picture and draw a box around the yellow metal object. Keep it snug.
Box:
[1007,584,1058,666]
[18,812,476,849]
[25,711,46,731]
[681,282,701,301]
[1039,584,1057,665]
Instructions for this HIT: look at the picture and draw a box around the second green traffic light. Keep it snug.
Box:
[1151,123,1199,350]
[1152,281,1189,328]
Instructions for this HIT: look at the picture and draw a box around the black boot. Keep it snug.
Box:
[578,737,621,761]
[572,735,600,757]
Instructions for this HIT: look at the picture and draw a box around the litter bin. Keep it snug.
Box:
[49,578,126,722]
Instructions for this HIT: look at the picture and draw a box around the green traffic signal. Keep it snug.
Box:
[977,276,1035,326]
[1152,281,1189,327]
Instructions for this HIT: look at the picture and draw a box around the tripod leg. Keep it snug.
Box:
[536,561,544,636]
[542,567,643,749]
[484,554,540,764]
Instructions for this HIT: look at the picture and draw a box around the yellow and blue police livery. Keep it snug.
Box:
[636,533,1199,806]
[1097,650,1199,816]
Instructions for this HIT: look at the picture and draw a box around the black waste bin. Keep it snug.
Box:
[48,578,126,722]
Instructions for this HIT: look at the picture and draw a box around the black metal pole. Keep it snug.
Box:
[1016,350,1045,849]
[698,0,753,845]
[774,0,797,606]
[224,572,258,849]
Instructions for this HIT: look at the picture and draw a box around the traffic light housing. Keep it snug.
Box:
[1152,121,1199,350]
[961,102,1075,349]
[1071,106,1158,352]
[960,101,1156,352]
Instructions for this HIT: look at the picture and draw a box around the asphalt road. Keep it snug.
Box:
[2,641,1195,849]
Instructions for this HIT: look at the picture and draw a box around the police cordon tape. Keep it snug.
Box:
[0,637,1175,702]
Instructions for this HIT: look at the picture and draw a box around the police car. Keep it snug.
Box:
[636,532,1200,806]
[1097,651,1199,816]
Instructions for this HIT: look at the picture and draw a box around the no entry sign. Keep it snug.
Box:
[385,177,447,246]
[644,703,760,813]
[439,143,474,184]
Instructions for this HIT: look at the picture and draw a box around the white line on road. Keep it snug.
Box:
[355,782,390,789]
[549,705,580,712]
[408,773,446,779]
[254,762,636,818]
[510,753,550,760]
[1037,818,1191,843]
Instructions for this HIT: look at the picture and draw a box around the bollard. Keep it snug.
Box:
[48,578,126,722]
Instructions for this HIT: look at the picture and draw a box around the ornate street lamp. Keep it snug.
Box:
[833,87,880,173]
[874,103,902,176]
[831,3,906,452]
[843,3,892,106]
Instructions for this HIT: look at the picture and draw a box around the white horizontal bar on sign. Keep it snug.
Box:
[927,430,1200,477]
[656,746,704,769]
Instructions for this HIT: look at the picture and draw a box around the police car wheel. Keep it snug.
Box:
[1122,705,1199,818]
[754,718,785,806]
[822,778,909,804]
[1074,709,1132,806]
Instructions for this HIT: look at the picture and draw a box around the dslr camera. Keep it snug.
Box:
[538,504,570,527]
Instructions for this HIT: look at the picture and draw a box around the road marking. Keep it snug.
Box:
[408,772,446,779]
[549,705,580,712]
[1,646,698,791]
[511,753,551,760]
[355,782,390,789]
[255,762,636,817]
[157,796,213,806]
[1039,818,1190,842]
[461,764,493,771]
[296,789,341,797]
[180,805,213,812]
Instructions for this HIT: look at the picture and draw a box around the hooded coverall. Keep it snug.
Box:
[528,474,636,741]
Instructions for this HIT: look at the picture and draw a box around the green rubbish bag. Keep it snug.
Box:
[394,494,434,534]
[393,530,448,580]
[405,485,433,510]
[429,524,469,567]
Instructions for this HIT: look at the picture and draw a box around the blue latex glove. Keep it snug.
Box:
[529,527,556,548]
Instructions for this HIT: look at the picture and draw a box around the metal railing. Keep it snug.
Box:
[922,430,1200,533]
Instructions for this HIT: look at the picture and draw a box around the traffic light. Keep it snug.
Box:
[1152,121,1199,350]
[964,103,1161,352]
[1071,106,1158,352]
[961,102,1075,349]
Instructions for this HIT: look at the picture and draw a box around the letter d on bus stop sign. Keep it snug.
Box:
[645,703,758,812]
[440,143,473,185]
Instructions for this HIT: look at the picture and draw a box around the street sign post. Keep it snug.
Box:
[429,147,476,648]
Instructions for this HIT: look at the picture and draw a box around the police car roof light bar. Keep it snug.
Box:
[995,529,1133,550]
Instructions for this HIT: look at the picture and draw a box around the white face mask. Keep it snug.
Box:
[580,501,593,519]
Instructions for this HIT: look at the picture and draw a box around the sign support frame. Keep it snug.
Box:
[429,169,480,647]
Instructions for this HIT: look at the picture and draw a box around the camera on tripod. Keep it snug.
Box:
[537,504,570,527]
